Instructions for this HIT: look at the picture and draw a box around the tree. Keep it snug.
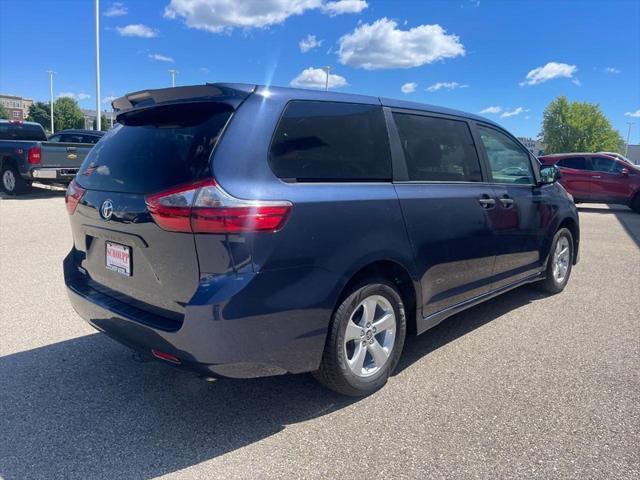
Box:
[27,102,51,132]
[0,104,9,119]
[93,113,109,131]
[541,96,624,154]
[53,97,84,131]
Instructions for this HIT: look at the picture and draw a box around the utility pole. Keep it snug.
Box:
[626,122,634,157]
[95,0,101,130]
[322,66,331,91]
[169,69,178,87]
[46,70,55,133]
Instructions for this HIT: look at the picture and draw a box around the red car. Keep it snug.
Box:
[540,153,640,213]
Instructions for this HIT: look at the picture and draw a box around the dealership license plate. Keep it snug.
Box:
[105,241,131,276]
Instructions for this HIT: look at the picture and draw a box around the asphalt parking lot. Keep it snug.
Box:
[1,185,639,480]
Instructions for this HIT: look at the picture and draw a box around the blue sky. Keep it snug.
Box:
[1,0,639,140]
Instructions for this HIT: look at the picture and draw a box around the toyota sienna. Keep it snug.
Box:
[64,83,579,396]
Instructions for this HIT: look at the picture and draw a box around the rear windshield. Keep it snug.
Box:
[76,103,232,193]
[0,123,47,141]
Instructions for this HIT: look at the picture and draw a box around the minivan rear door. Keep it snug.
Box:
[388,110,496,320]
[68,101,235,322]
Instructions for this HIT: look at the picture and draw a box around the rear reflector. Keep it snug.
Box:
[65,179,86,215]
[145,179,292,234]
[28,146,41,165]
[151,349,181,364]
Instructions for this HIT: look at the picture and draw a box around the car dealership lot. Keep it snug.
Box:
[1,187,639,479]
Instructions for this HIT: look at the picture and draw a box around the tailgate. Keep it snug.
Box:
[41,141,92,168]
[69,190,199,321]
[67,101,236,325]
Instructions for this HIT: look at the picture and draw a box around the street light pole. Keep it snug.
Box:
[626,122,634,157]
[95,0,101,130]
[46,70,55,133]
[169,69,178,87]
[323,66,331,92]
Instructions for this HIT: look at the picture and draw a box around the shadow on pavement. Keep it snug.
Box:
[0,284,545,480]
[0,184,66,201]
[398,285,547,373]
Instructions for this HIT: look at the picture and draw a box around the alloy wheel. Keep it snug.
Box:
[552,236,571,283]
[343,294,396,377]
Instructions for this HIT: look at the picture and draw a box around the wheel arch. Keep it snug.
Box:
[558,217,579,264]
[335,259,419,335]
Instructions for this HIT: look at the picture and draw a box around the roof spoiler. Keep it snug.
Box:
[112,83,256,114]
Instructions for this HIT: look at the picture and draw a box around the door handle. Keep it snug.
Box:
[591,175,601,179]
[499,195,514,208]
[478,195,496,209]
[66,146,77,152]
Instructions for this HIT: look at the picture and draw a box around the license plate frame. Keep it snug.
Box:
[105,241,131,276]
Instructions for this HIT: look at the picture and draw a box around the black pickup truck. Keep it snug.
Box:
[0,120,104,195]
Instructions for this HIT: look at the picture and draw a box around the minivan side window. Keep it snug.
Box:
[557,157,587,170]
[269,101,391,181]
[478,126,534,184]
[392,113,482,182]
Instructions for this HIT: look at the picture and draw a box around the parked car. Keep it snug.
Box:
[0,120,101,195]
[540,153,640,212]
[64,83,580,396]
[49,129,105,145]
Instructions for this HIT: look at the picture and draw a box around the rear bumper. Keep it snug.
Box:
[64,250,335,378]
[31,167,78,181]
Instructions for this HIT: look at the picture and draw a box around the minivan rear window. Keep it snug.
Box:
[269,101,391,182]
[76,103,232,193]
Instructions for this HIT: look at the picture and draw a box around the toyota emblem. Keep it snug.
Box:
[100,200,114,220]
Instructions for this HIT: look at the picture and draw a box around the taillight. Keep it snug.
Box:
[65,179,86,215]
[28,147,41,165]
[145,179,292,234]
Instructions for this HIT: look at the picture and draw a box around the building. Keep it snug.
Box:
[517,137,546,156]
[81,109,115,130]
[626,144,640,165]
[0,94,33,120]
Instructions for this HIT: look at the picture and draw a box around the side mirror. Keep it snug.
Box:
[539,165,561,184]
[621,167,629,176]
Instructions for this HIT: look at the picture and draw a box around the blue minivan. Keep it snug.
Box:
[64,83,579,396]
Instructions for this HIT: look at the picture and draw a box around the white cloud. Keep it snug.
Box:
[163,0,366,34]
[625,109,640,118]
[200,67,210,73]
[116,24,158,38]
[426,81,468,92]
[519,62,577,86]
[104,2,127,16]
[149,53,174,62]
[572,78,581,86]
[605,67,621,74]
[299,34,322,53]
[58,92,92,101]
[102,95,118,104]
[337,18,464,70]
[322,0,368,16]
[479,106,501,114]
[500,107,528,118]
[401,82,417,93]
[290,67,348,89]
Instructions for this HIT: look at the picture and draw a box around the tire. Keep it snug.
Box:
[631,193,640,214]
[1,163,30,196]
[313,278,407,396]
[536,227,574,294]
